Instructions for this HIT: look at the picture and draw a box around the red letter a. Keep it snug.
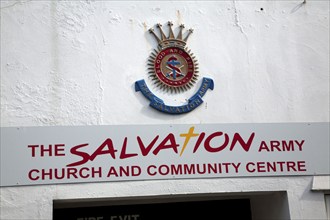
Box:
[90,138,117,161]
[153,133,179,155]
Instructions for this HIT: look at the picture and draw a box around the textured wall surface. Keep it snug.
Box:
[1,1,329,219]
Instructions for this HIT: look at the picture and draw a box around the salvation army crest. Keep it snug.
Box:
[135,21,214,114]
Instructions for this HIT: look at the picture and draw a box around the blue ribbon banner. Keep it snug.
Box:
[135,77,214,114]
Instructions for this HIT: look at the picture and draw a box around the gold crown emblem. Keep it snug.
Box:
[149,21,194,49]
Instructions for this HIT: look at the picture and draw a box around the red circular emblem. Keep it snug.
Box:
[149,47,198,92]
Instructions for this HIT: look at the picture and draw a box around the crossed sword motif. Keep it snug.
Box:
[166,56,184,79]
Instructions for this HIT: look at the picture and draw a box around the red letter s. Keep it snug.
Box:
[67,143,90,167]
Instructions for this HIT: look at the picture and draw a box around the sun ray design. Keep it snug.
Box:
[148,21,199,93]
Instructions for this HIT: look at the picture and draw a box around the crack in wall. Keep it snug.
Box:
[95,53,105,125]
[0,0,32,10]
[232,0,250,67]
[232,0,248,39]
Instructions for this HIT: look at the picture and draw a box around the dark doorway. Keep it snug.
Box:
[53,198,251,220]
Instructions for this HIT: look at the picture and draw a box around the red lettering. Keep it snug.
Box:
[107,167,118,177]
[295,140,305,151]
[230,132,255,152]
[79,167,90,178]
[258,141,270,152]
[270,141,281,151]
[147,165,157,176]
[257,162,266,172]
[106,166,141,178]
[222,163,231,173]
[92,167,102,178]
[120,137,138,159]
[204,132,229,152]
[159,165,170,175]
[287,161,297,172]
[282,141,294,151]
[277,161,285,171]
[90,138,117,161]
[54,144,65,156]
[193,132,205,153]
[28,169,39,180]
[42,169,52,180]
[246,162,255,173]
[137,135,159,156]
[40,145,52,156]
[28,144,65,157]
[67,168,78,179]
[153,133,179,155]
[132,166,141,176]
[297,161,307,171]
[28,145,38,157]
[67,143,90,167]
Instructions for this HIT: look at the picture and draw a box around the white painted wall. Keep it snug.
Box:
[1,1,329,219]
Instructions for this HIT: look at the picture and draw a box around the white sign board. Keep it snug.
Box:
[1,123,329,187]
